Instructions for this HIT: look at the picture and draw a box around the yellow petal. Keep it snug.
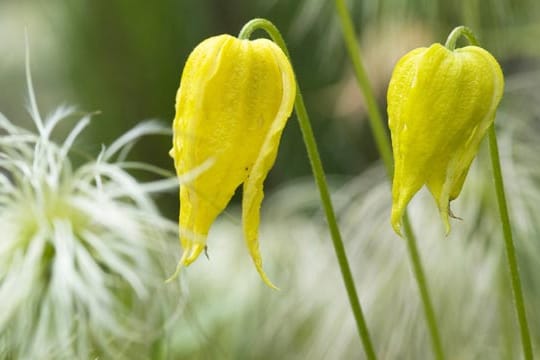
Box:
[241,39,296,289]
[387,47,427,235]
[171,35,296,286]
[172,35,233,267]
[387,43,504,235]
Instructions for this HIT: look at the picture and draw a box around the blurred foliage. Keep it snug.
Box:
[164,66,540,358]
[2,0,540,199]
[52,0,350,217]
[1,0,540,359]
[54,1,317,169]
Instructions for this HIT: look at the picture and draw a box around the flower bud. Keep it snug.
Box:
[387,43,504,235]
[170,34,296,287]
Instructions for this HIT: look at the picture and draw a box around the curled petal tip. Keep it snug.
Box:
[165,241,205,283]
[392,223,403,238]
[391,214,403,237]
[184,243,205,265]
[390,204,405,237]
[165,259,184,283]
[439,208,451,236]
[246,233,280,289]
[257,266,280,290]
[443,222,451,237]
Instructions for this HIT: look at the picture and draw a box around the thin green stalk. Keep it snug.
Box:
[333,0,393,176]
[333,2,445,359]
[446,26,533,360]
[488,126,533,360]
[239,18,377,360]
[444,26,478,50]
[402,214,444,360]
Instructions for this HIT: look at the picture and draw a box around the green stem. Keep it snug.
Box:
[488,126,533,360]
[333,2,445,359]
[332,1,393,176]
[446,26,533,360]
[444,25,479,50]
[402,215,445,360]
[239,18,377,360]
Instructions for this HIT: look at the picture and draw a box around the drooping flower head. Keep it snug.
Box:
[170,34,296,287]
[387,41,504,235]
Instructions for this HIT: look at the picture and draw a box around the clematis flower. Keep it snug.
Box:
[170,34,296,287]
[387,43,504,235]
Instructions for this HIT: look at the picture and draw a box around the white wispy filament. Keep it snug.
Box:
[0,61,181,359]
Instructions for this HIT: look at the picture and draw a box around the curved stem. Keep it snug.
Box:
[488,127,533,360]
[239,18,377,360]
[333,2,445,359]
[446,26,533,360]
[444,25,479,49]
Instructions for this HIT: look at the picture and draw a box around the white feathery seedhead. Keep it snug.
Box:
[0,50,182,359]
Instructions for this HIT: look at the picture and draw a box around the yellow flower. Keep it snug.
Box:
[170,34,296,288]
[387,43,504,235]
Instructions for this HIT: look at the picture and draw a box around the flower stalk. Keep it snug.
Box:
[333,1,445,359]
[239,18,377,360]
[446,26,533,360]
[444,26,535,360]
[488,126,533,360]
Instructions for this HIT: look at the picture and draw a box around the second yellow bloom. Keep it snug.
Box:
[388,43,504,235]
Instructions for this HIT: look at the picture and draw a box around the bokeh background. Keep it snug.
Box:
[1,0,540,359]
[2,0,540,198]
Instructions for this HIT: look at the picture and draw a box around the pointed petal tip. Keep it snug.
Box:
[443,219,451,237]
[440,208,451,236]
[391,207,404,237]
[392,222,403,238]
[248,247,280,289]
[184,243,205,265]
[165,240,206,283]
[257,266,280,290]
[165,258,184,283]
[248,242,279,289]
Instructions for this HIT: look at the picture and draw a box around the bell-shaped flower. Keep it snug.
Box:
[170,34,296,287]
[387,43,504,235]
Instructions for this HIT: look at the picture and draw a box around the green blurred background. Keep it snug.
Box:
[2,1,540,359]
[2,0,538,220]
